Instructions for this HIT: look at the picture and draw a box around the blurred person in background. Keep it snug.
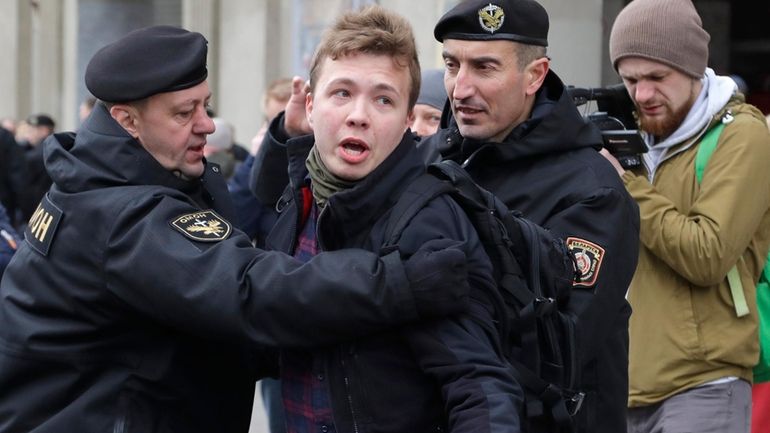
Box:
[79,96,97,124]
[409,68,447,138]
[0,203,21,277]
[204,117,238,180]
[0,126,25,228]
[18,113,56,226]
[0,117,17,135]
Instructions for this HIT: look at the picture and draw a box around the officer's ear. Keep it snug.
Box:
[524,57,549,96]
[109,103,141,139]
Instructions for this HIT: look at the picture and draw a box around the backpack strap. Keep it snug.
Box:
[694,112,749,317]
[509,358,585,427]
[383,172,455,247]
[694,122,726,184]
[755,251,770,382]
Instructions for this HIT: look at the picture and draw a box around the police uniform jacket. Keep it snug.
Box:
[265,132,523,433]
[419,70,640,433]
[0,104,455,433]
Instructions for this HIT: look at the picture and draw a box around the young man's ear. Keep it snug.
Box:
[109,104,140,139]
[525,57,549,96]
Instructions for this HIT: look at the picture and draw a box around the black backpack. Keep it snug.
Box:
[384,160,584,432]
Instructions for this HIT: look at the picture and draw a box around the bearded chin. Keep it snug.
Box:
[637,81,700,141]
[638,102,691,140]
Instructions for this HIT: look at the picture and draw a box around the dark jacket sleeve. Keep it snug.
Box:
[250,113,293,205]
[103,193,423,349]
[398,196,523,433]
[545,182,639,363]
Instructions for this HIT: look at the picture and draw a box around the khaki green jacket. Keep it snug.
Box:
[622,97,770,407]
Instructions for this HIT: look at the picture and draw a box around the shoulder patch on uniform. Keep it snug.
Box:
[170,210,232,242]
[566,237,605,287]
[25,194,63,256]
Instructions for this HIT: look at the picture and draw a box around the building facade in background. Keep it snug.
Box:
[1,0,766,145]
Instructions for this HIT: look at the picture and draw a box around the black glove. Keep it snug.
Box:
[403,238,470,318]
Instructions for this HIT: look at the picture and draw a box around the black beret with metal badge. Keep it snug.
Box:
[85,25,208,103]
[434,0,549,46]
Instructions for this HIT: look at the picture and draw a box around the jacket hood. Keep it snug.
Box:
[439,70,603,162]
[44,103,198,194]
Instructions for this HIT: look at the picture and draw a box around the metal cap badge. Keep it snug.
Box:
[479,4,505,33]
[434,0,549,46]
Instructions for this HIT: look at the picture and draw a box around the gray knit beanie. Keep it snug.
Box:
[609,0,710,78]
[416,69,447,111]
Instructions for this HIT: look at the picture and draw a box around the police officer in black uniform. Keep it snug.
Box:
[251,1,640,433]
[424,4,639,432]
[0,26,470,433]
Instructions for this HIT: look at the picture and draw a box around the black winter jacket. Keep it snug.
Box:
[0,104,461,433]
[419,70,640,433]
[266,132,523,433]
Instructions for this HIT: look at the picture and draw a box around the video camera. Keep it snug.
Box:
[567,84,647,169]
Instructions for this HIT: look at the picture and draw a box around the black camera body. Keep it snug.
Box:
[568,84,647,169]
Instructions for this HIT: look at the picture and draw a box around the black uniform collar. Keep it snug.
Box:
[45,103,232,217]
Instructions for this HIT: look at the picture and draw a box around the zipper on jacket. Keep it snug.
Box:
[339,347,361,433]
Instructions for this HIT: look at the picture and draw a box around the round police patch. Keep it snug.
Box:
[170,210,231,242]
[566,237,605,287]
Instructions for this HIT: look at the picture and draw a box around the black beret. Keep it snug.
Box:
[434,0,549,46]
[26,114,56,128]
[85,25,208,103]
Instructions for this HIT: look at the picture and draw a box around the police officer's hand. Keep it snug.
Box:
[284,76,313,138]
[404,238,470,318]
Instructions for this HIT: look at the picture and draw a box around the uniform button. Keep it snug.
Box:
[212,166,220,173]
[317,373,324,381]
[321,425,329,432]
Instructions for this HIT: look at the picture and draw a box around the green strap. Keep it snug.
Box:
[695,120,748,317]
[695,122,725,184]
[755,253,770,381]
[727,266,749,317]
[763,251,770,284]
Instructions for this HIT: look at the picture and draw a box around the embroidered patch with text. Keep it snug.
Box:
[24,194,63,256]
[566,237,605,287]
[170,210,231,242]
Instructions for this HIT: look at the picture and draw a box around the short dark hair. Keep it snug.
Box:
[514,42,547,71]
